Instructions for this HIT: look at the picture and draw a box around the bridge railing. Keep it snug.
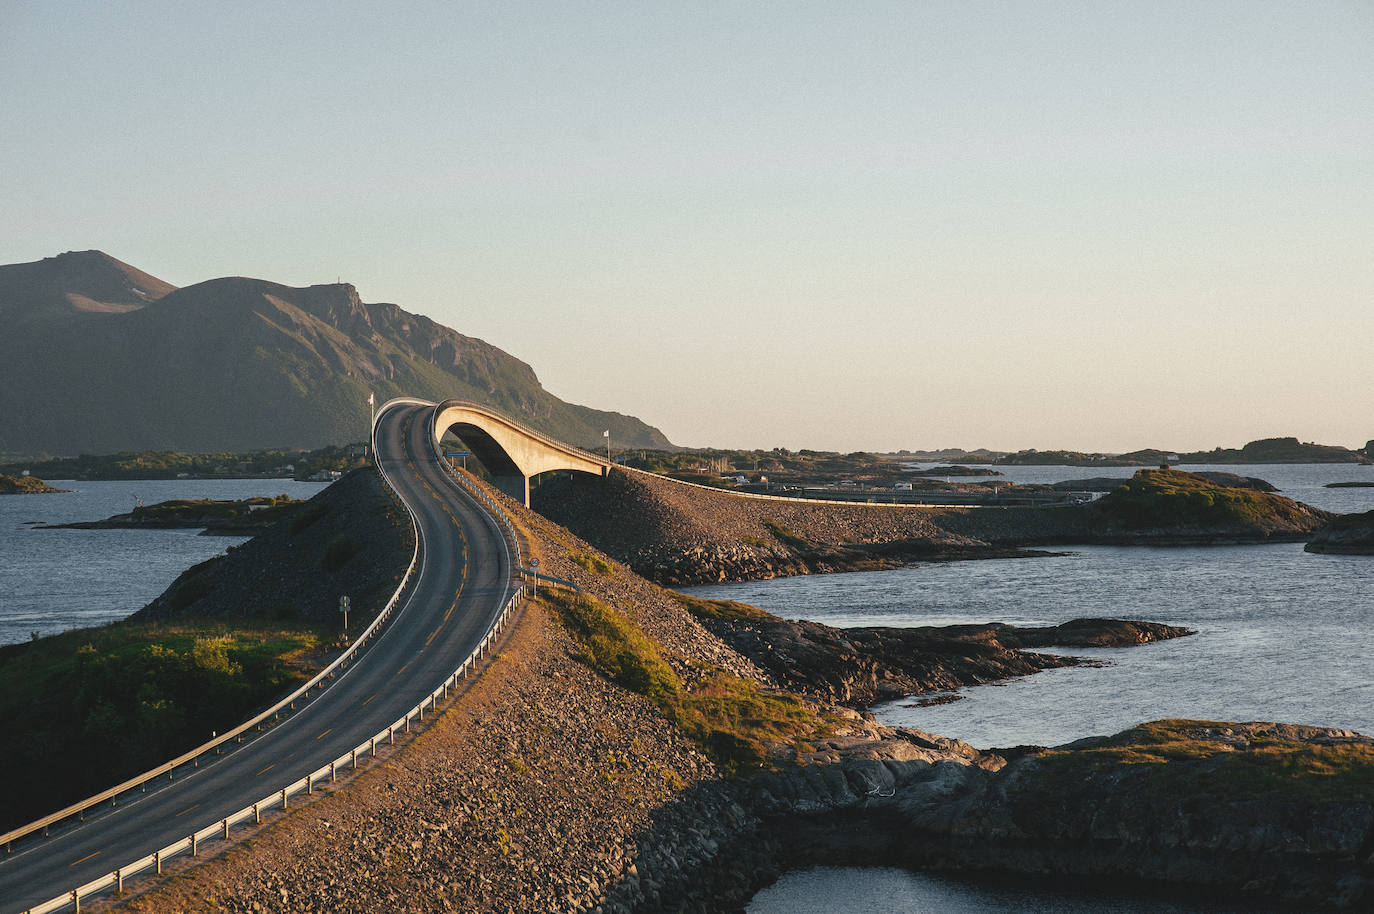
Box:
[20,399,523,914]
[432,398,611,470]
[0,415,424,858]
[428,404,527,574]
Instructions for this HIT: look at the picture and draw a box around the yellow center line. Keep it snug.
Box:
[316,728,332,740]
[425,624,442,647]
[255,764,275,777]
[174,804,199,818]
[395,662,410,677]
[70,851,100,867]
[362,693,376,706]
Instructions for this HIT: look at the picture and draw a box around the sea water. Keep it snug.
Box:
[0,478,328,646]
[682,464,1373,913]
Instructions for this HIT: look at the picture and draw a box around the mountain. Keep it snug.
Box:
[0,251,672,456]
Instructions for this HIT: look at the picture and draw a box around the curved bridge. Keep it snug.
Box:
[431,399,610,506]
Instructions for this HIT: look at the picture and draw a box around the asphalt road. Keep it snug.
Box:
[0,402,516,913]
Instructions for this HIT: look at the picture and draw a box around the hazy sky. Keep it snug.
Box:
[4,1,1371,452]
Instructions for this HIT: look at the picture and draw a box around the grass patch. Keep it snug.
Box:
[570,552,615,575]
[543,590,824,774]
[669,591,777,624]
[1031,719,1374,804]
[0,621,325,830]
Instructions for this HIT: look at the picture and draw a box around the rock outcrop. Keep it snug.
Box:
[676,595,1191,709]
[1305,509,1374,555]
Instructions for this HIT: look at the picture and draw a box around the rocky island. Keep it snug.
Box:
[45,494,306,535]
[0,472,67,494]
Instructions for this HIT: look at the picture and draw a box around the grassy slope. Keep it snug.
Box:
[0,623,327,830]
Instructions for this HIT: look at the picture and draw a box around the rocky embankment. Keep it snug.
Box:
[133,469,411,625]
[676,594,1191,708]
[1305,509,1374,555]
[531,469,1037,585]
[0,472,66,494]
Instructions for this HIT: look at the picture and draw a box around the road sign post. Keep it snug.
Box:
[339,595,351,633]
[530,558,540,597]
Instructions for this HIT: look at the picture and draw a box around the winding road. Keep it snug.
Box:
[0,401,517,913]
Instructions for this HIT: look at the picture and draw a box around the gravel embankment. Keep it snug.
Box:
[532,470,1021,584]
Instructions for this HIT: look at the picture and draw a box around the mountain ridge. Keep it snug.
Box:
[0,252,672,456]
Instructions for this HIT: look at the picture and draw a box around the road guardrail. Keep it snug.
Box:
[16,397,525,913]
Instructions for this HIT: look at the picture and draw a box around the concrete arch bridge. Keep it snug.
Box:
[378,398,611,506]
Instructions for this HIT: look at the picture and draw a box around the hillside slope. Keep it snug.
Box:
[0,251,670,455]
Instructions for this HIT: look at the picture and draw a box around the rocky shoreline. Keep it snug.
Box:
[675,594,1191,709]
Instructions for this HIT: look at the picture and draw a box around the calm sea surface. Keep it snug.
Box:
[0,478,328,646]
[684,464,1374,914]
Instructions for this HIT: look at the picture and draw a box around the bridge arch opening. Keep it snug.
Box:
[431,400,610,506]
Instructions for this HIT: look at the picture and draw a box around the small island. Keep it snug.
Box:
[43,495,304,535]
[0,473,67,494]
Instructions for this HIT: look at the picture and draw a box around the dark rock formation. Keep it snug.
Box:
[678,596,1191,709]
[1325,481,1374,488]
[1305,509,1374,555]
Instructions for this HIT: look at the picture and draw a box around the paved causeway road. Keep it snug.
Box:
[0,401,516,913]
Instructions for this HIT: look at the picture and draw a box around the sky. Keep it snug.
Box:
[3,1,1372,453]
